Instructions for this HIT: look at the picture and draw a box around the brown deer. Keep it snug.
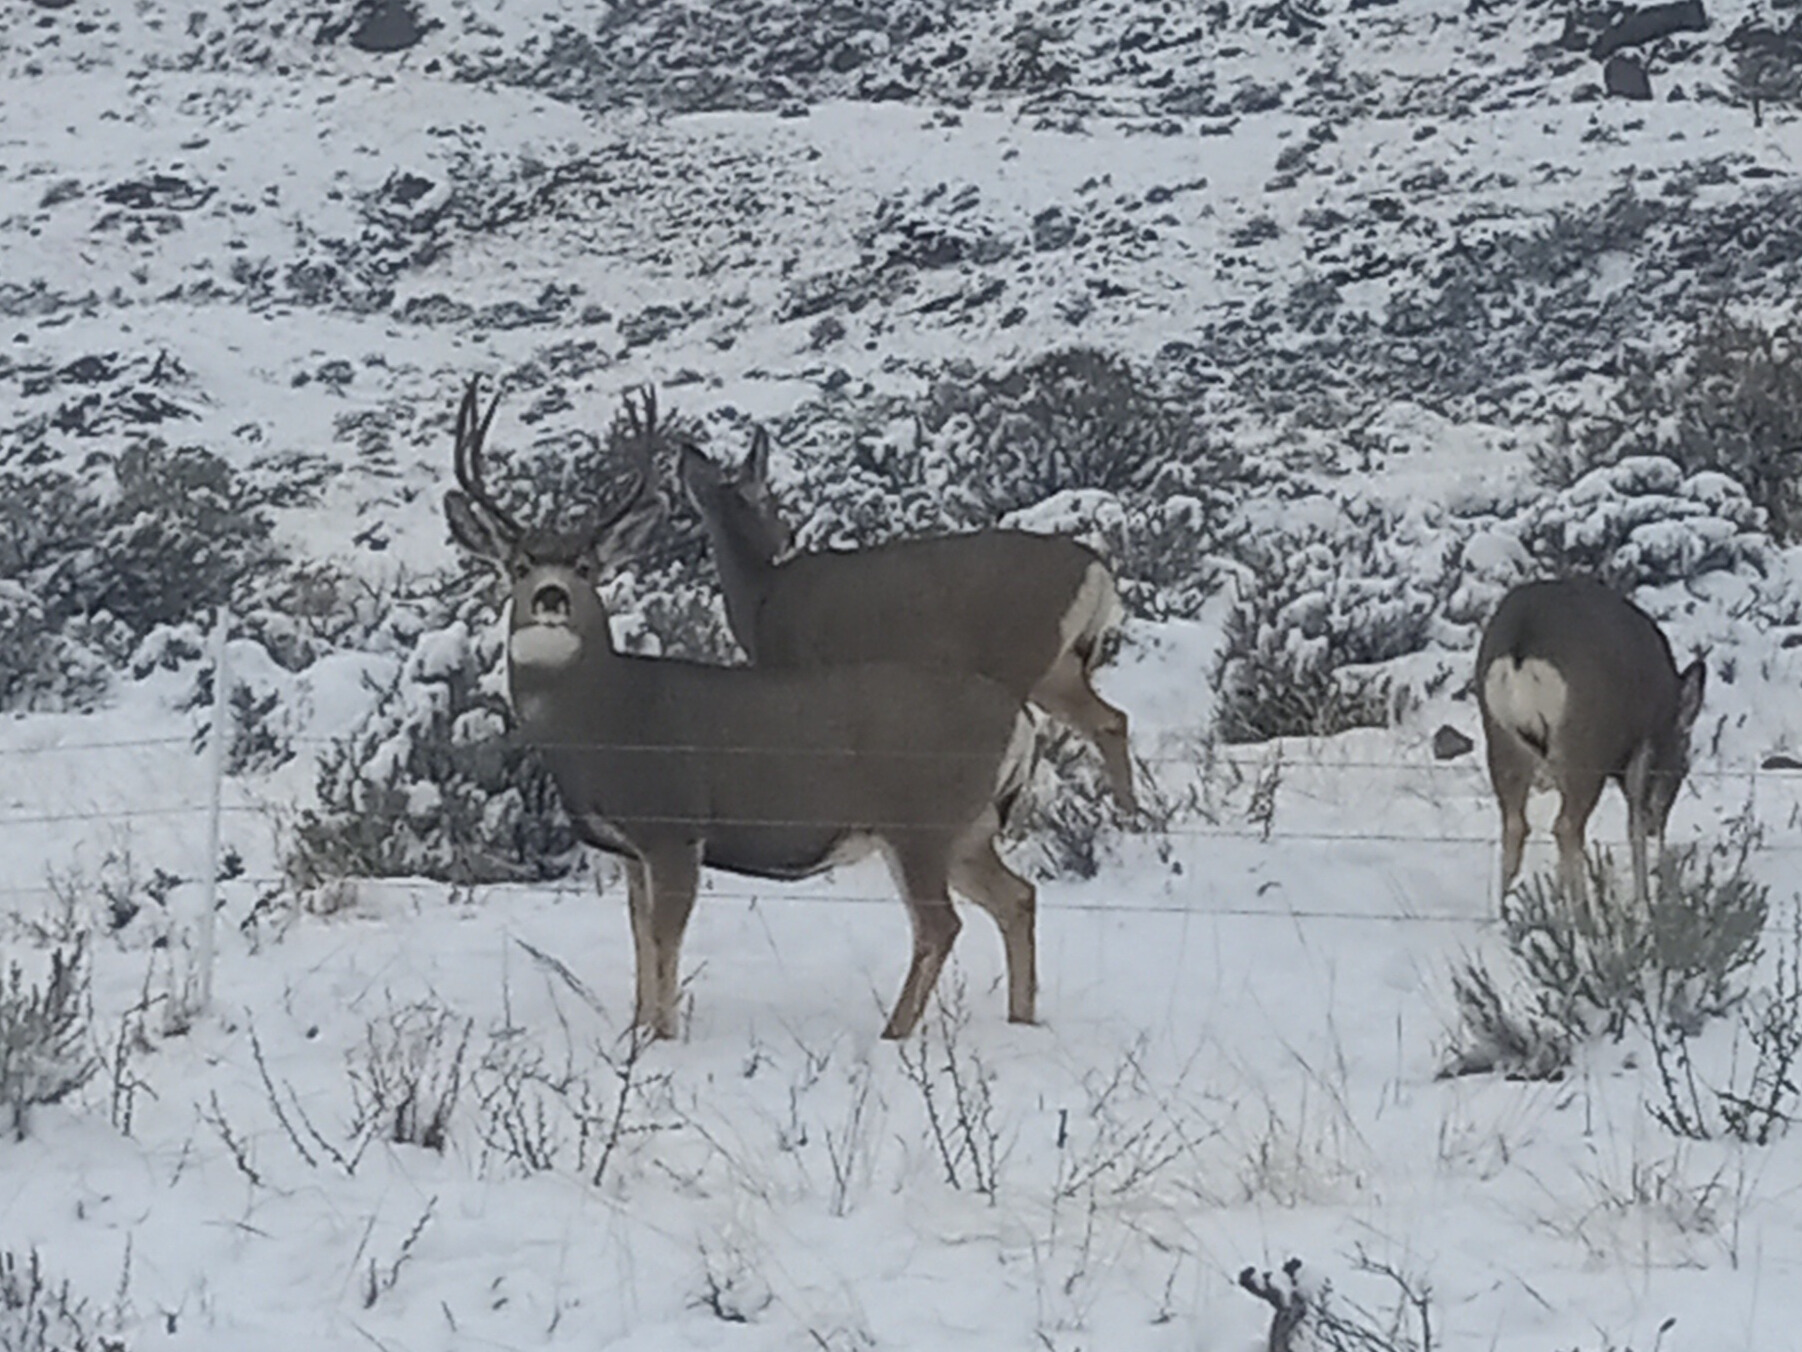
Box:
[1476,576,1706,907]
[676,426,1138,813]
[443,379,1040,1040]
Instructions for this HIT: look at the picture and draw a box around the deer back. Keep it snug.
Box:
[755,530,1105,700]
[1476,577,1704,787]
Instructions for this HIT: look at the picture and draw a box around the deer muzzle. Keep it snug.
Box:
[531,582,572,622]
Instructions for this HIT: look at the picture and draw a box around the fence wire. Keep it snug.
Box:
[2,731,1799,928]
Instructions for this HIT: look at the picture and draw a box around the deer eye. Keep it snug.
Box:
[574,559,594,580]
[510,560,531,581]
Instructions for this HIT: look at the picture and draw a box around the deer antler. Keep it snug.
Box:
[453,376,526,543]
[587,384,662,539]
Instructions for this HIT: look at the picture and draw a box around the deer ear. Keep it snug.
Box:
[1676,658,1707,731]
[590,493,669,577]
[677,441,718,501]
[743,426,771,486]
[445,490,507,565]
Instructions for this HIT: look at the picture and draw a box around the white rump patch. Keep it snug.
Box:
[1482,655,1567,754]
[510,625,581,669]
[1059,560,1123,656]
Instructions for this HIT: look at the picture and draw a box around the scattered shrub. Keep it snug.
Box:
[0,1249,122,1352]
[0,443,282,710]
[1212,507,1456,743]
[285,616,578,889]
[1445,823,1770,1085]
[348,1003,473,1153]
[1541,316,1802,543]
[1516,455,1769,591]
[0,941,96,1141]
[746,348,1236,622]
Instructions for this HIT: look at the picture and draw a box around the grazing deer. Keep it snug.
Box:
[677,426,1139,812]
[1476,576,1706,907]
[443,378,1040,1040]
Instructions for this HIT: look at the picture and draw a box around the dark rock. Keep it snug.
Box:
[1432,725,1475,760]
[1762,753,1802,771]
[349,1,434,54]
[1594,1,1708,58]
[1604,53,1654,99]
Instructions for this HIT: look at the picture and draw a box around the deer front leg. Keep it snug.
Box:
[620,857,659,1030]
[639,841,702,1039]
[881,842,962,1040]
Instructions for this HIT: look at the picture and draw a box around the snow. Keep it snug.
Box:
[5,0,1802,1348]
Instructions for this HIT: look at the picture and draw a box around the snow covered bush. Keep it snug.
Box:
[0,443,280,710]
[1213,506,1460,743]
[1445,825,1769,1083]
[0,942,96,1142]
[1516,456,1769,591]
[1542,316,1802,542]
[79,440,278,635]
[0,1249,121,1352]
[286,615,578,889]
[755,348,1234,620]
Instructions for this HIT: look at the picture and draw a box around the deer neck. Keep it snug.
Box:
[506,626,616,743]
[700,509,780,659]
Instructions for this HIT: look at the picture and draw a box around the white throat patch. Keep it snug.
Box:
[511,625,581,669]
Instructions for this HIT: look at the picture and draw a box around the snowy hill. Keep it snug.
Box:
[4,0,1802,1347]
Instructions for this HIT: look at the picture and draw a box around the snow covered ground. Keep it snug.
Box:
[6,1,1802,1348]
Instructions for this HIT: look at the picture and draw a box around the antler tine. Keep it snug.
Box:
[452,375,525,541]
[589,384,663,538]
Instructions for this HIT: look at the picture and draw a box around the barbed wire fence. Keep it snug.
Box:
[3,674,1801,974]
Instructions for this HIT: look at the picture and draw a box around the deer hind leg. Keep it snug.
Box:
[880,840,962,1041]
[1482,713,1535,898]
[949,818,1038,1026]
[1621,741,1656,909]
[1552,772,1605,912]
[637,841,701,1039]
[1031,652,1137,814]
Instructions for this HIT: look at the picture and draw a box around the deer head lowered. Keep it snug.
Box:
[677,425,1138,813]
[1476,576,1706,909]
[443,377,1041,1040]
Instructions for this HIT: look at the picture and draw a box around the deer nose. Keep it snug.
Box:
[531,583,571,619]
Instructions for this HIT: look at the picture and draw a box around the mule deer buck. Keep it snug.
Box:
[676,426,1139,812]
[1476,576,1706,908]
[443,378,1040,1040]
